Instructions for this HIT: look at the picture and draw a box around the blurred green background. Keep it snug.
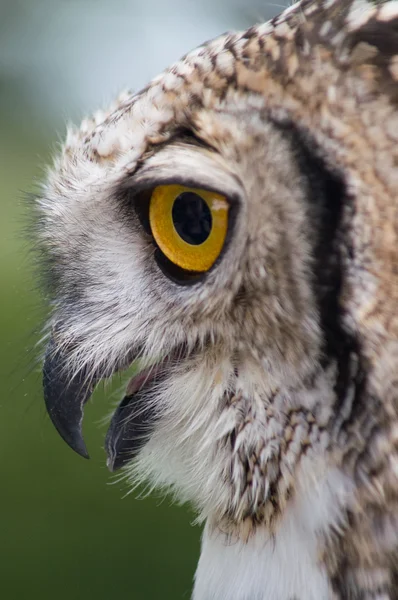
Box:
[0,1,281,598]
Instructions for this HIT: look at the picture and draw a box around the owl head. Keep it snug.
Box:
[38,0,398,533]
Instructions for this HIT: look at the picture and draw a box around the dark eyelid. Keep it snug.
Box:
[132,188,152,234]
[154,248,206,286]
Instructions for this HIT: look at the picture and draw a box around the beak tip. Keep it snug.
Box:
[73,440,90,460]
[43,336,94,461]
[106,457,115,472]
[66,429,89,459]
[105,444,125,472]
[49,414,90,459]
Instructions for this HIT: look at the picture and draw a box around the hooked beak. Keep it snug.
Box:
[43,337,95,459]
[43,335,168,470]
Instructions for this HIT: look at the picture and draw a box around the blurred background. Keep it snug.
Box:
[0,1,284,598]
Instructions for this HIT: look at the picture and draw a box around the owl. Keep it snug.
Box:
[37,0,398,598]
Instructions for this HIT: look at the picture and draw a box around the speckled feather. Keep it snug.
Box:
[38,1,398,599]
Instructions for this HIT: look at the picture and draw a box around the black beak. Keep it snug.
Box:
[43,337,96,459]
[43,337,167,468]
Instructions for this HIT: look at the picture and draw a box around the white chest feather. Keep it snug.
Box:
[193,467,351,600]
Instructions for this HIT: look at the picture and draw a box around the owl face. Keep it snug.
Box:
[41,102,333,515]
[39,0,398,556]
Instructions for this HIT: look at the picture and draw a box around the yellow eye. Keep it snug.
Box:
[149,184,229,273]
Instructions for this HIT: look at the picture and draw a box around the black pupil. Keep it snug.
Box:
[172,192,212,245]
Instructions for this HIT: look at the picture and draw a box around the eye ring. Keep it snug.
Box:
[149,184,229,273]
